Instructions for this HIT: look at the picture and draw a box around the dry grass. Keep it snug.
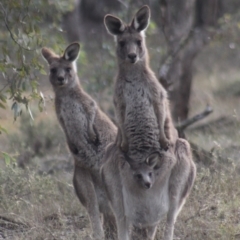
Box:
[0,165,91,239]
[1,145,240,240]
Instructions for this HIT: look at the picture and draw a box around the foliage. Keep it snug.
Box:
[0,0,74,120]
[1,151,16,165]
[8,112,67,157]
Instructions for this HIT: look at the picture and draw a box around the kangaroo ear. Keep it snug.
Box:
[146,152,161,169]
[41,47,58,65]
[63,42,80,62]
[131,5,150,32]
[104,14,126,35]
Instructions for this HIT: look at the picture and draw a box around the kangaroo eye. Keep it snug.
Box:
[66,67,71,73]
[50,68,57,74]
[119,40,125,48]
[149,172,152,177]
[137,40,142,47]
[154,165,159,170]
[135,174,142,180]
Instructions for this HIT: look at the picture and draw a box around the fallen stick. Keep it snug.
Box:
[176,105,213,132]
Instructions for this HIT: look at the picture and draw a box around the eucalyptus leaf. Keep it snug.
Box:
[1,151,16,165]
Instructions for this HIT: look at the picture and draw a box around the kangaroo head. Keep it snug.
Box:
[104,5,150,64]
[127,152,162,189]
[41,43,80,88]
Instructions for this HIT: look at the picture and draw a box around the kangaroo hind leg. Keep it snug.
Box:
[73,166,104,240]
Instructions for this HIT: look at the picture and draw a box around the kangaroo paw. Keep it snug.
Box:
[121,141,129,152]
[160,139,170,151]
[89,128,98,143]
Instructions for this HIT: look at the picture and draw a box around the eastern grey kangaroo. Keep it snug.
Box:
[104,5,176,155]
[101,138,196,240]
[42,43,117,240]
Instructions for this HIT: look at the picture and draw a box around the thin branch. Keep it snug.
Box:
[0,2,34,51]
[158,0,168,41]
[117,0,128,8]
[0,215,29,228]
[21,0,31,23]
[0,83,9,94]
[176,105,213,131]
[158,0,195,62]
[159,29,195,81]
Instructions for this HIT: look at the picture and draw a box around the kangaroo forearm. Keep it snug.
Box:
[83,100,98,142]
[153,101,166,135]
[115,102,126,137]
[117,108,128,145]
[86,100,97,127]
[66,135,99,169]
[67,139,79,155]
[74,148,100,169]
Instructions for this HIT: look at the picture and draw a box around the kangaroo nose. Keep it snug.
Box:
[145,182,151,189]
[128,53,137,62]
[58,76,64,83]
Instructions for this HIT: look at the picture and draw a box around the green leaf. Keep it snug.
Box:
[0,125,8,134]
[27,105,34,120]
[40,68,47,75]
[11,102,22,121]
[0,94,7,103]
[0,102,6,109]
[1,151,16,166]
[21,80,27,90]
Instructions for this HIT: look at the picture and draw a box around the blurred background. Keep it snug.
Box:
[0,0,240,239]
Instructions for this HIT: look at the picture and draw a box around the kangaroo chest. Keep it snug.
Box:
[56,96,88,139]
[123,81,157,130]
[123,80,153,111]
[122,181,169,226]
[119,78,160,151]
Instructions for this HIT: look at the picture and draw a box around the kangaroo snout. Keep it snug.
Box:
[144,181,151,189]
[128,53,137,63]
[57,76,65,84]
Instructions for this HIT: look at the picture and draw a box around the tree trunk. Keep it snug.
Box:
[158,0,222,122]
[62,0,151,44]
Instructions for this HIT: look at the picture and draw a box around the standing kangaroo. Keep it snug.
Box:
[104,5,176,155]
[101,138,196,240]
[41,43,117,240]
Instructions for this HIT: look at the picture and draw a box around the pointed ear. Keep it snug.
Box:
[104,14,126,36]
[146,152,162,169]
[63,42,80,62]
[131,5,150,32]
[41,47,58,65]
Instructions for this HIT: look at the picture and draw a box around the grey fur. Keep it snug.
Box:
[101,138,196,240]
[104,6,176,156]
[42,43,117,240]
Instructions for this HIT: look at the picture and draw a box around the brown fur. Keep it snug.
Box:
[104,5,177,157]
[101,138,196,240]
[42,43,117,240]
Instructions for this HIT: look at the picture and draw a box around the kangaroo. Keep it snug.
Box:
[41,43,117,240]
[101,138,196,240]
[104,5,176,156]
